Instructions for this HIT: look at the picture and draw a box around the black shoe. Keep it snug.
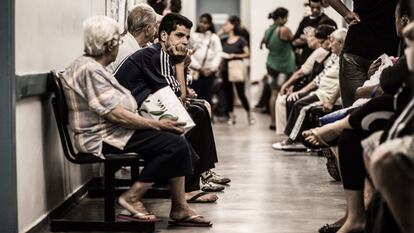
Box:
[269,125,276,130]
[318,223,341,233]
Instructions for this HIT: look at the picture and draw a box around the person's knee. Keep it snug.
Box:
[371,152,398,186]
[175,136,189,150]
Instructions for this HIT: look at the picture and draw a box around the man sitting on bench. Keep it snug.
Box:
[60,15,211,227]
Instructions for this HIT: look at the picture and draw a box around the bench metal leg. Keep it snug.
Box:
[104,162,116,222]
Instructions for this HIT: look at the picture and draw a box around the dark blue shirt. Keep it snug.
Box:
[114,43,181,107]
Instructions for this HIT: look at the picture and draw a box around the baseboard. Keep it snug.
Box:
[26,178,94,233]
[25,177,170,233]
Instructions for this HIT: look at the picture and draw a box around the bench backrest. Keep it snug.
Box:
[49,70,102,164]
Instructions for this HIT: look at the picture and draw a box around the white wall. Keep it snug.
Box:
[15,0,104,232]
[249,0,343,81]
[181,0,197,30]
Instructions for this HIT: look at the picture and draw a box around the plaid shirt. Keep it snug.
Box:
[61,56,137,158]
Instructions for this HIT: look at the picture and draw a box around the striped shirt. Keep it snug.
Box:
[160,47,181,94]
[61,56,137,158]
[312,53,341,104]
[114,43,181,107]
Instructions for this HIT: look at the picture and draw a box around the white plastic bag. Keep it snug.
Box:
[139,86,196,134]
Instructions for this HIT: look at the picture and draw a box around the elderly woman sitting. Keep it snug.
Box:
[60,16,211,227]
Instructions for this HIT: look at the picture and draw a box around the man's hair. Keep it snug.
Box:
[170,0,182,13]
[403,22,414,40]
[147,0,165,15]
[319,18,337,29]
[158,13,193,39]
[399,0,413,20]
[82,16,120,57]
[127,4,157,35]
[268,7,289,20]
[314,24,336,40]
[309,0,322,4]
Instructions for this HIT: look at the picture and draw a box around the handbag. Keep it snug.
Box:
[138,86,196,134]
[228,59,246,82]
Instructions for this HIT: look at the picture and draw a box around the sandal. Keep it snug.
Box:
[116,210,161,222]
[319,148,341,181]
[318,223,341,233]
[168,215,212,227]
[302,128,338,149]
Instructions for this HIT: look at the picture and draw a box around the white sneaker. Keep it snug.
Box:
[272,141,307,151]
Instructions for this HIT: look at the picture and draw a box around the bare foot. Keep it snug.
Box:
[118,195,158,220]
[302,124,342,146]
[185,190,218,202]
[170,207,211,224]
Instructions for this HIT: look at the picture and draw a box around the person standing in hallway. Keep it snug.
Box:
[326,0,400,107]
[260,7,296,130]
[220,15,253,125]
[293,0,337,66]
[190,13,222,105]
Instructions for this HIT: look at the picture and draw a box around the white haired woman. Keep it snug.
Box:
[61,16,211,227]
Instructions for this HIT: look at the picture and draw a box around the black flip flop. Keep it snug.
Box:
[318,223,341,233]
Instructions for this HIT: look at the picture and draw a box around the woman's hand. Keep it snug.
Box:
[287,92,301,102]
[228,53,235,59]
[367,59,381,77]
[158,119,186,134]
[344,11,361,25]
[187,88,198,98]
[280,83,291,95]
[322,102,334,113]
[200,67,212,76]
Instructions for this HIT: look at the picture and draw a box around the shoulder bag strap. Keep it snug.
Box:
[200,35,213,68]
